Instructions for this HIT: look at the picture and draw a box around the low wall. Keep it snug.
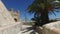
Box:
[0,22,22,34]
[42,21,60,34]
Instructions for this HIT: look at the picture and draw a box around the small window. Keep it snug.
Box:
[14,18,17,22]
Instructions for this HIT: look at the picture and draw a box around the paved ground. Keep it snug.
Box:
[18,25,38,34]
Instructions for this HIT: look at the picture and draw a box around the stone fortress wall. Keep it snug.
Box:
[0,0,15,27]
[0,0,21,34]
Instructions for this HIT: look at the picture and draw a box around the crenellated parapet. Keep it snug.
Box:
[9,8,20,22]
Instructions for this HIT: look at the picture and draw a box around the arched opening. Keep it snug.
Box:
[14,18,17,22]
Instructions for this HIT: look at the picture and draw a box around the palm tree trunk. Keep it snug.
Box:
[39,0,50,26]
[40,10,49,26]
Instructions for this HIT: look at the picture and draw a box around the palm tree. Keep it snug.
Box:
[26,0,60,26]
[31,16,41,26]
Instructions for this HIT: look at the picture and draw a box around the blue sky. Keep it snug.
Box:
[2,0,34,21]
[2,0,60,20]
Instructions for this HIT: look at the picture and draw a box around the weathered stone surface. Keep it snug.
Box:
[42,21,60,34]
[9,8,20,22]
[0,0,22,34]
[0,22,21,34]
[0,0,15,27]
